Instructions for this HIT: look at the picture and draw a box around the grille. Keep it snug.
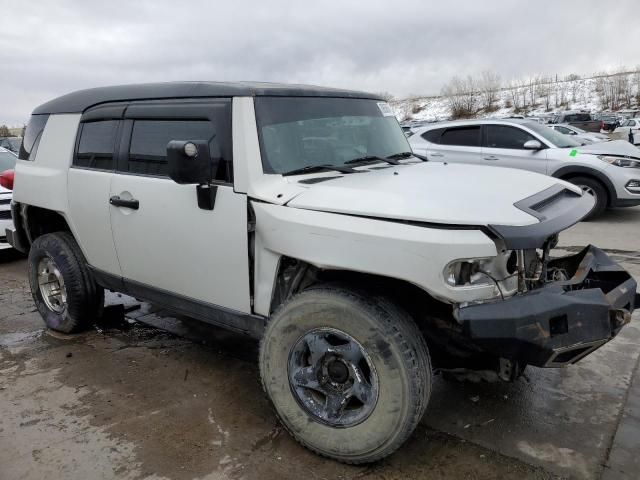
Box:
[0,198,10,205]
[0,210,11,220]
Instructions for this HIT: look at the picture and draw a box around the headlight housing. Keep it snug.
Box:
[597,155,640,168]
[444,252,518,298]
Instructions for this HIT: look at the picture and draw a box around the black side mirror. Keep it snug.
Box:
[167,140,219,185]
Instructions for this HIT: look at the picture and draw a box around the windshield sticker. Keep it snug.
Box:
[569,149,578,157]
[377,102,395,117]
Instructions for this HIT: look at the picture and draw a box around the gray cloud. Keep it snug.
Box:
[1,0,638,124]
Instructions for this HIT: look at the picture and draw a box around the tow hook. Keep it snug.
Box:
[610,309,632,331]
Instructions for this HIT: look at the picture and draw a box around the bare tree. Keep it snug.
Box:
[441,75,478,118]
[537,79,552,111]
[507,80,522,111]
[479,70,501,112]
[0,125,11,137]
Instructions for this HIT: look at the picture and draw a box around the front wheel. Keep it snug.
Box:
[259,285,431,464]
[570,176,608,220]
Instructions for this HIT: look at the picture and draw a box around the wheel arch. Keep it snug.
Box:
[15,203,72,247]
[551,166,615,206]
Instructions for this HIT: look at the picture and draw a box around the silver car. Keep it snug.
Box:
[549,124,610,144]
[409,119,640,218]
[0,147,17,250]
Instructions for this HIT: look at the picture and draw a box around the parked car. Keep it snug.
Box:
[599,115,620,132]
[551,111,602,132]
[549,124,610,144]
[0,146,18,250]
[613,118,640,145]
[0,137,21,154]
[6,83,638,464]
[410,118,640,218]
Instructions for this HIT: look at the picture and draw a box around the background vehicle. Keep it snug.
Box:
[549,124,610,144]
[613,118,640,145]
[410,118,640,218]
[7,83,638,464]
[551,111,602,132]
[0,137,21,154]
[0,146,18,250]
[598,114,620,132]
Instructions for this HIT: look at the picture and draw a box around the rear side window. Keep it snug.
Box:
[127,120,218,177]
[565,113,590,122]
[439,126,481,147]
[485,125,536,149]
[421,128,445,143]
[19,114,49,161]
[74,121,119,170]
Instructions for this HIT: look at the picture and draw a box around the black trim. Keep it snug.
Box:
[551,166,617,206]
[488,187,593,249]
[33,82,384,115]
[613,198,640,207]
[88,266,265,338]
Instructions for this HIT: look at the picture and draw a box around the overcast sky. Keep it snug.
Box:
[1,0,638,125]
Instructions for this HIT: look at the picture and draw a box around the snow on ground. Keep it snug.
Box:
[392,74,638,123]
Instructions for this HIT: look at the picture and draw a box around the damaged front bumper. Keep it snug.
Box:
[454,246,638,367]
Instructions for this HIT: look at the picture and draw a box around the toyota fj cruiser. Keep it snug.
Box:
[7,82,638,463]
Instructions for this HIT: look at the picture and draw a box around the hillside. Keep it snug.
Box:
[391,71,640,123]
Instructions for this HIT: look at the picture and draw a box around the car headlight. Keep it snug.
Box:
[444,252,518,297]
[597,155,640,168]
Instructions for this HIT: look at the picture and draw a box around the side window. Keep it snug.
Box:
[556,126,572,135]
[439,126,481,147]
[19,114,50,161]
[127,120,222,178]
[485,125,536,149]
[421,128,445,144]
[74,120,119,170]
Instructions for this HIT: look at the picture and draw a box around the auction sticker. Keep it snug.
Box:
[377,102,395,116]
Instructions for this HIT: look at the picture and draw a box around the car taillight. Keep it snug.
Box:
[0,170,15,190]
[600,121,605,130]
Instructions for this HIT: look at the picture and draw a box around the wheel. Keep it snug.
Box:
[259,285,431,464]
[28,232,104,333]
[569,176,607,220]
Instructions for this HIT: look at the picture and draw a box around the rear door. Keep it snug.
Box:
[108,100,252,314]
[481,124,548,174]
[421,125,482,164]
[67,108,123,276]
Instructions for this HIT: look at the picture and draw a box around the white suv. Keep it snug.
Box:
[7,83,638,463]
[409,119,640,218]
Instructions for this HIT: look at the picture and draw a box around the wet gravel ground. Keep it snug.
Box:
[1,206,639,479]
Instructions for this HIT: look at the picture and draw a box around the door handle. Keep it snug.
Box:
[429,152,444,157]
[484,156,499,161]
[109,196,139,210]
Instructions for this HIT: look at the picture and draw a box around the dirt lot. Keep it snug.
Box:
[1,206,639,480]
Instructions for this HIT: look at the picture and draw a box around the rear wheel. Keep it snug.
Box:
[569,176,607,220]
[259,285,431,464]
[28,232,103,333]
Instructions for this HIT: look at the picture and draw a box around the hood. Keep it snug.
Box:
[575,140,640,158]
[286,162,576,227]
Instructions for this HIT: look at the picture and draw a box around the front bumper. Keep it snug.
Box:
[454,246,638,367]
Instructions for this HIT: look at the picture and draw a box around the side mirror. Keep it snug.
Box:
[167,140,218,185]
[523,139,543,150]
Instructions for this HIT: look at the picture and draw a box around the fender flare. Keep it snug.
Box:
[551,166,616,206]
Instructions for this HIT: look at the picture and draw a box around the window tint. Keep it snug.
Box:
[485,125,536,149]
[75,121,119,170]
[19,114,49,161]
[565,113,590,122]
[422,128,445,143]
[440,126,480,147]
[128,120,219,177]
[555,126,572,134]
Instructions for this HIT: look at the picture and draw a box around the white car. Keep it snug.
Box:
[613,118,640,145]
[410,118,640,218]
[549,123,610,144]
[6,83,638,464]
[0,146,18,250]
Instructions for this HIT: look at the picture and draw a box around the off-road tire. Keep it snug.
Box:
[28,232,103,333]
[569,176,608,220]
[259,284,431,464]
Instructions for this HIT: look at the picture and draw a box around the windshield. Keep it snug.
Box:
[524,121,582,148]
[568,125,587,134]
[0,150,17,171]
[254,97,410,174]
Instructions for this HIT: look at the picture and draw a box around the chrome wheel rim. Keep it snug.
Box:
[579,184,596,197]
[37,257,67,313]
[288,328,379,428]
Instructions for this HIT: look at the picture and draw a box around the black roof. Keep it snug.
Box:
[33,81,383,115]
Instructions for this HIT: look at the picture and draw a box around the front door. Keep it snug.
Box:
[481,124,548,174]
[109,101,252,314]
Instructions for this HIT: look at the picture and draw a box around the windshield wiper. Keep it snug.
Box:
[387,151,429,162]
[282,163,358,176]
[345,155,400,166]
